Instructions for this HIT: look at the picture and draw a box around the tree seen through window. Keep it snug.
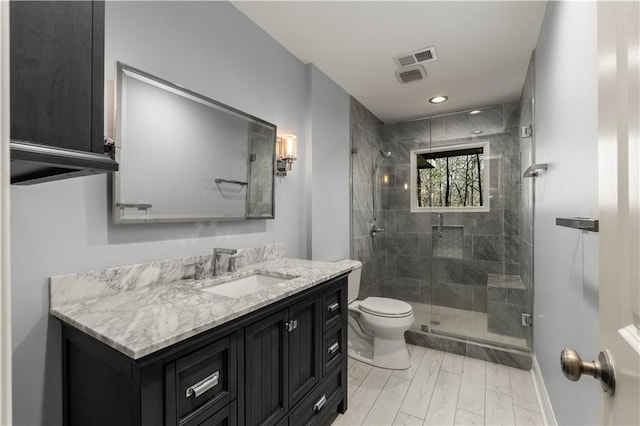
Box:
[416,147,485,208]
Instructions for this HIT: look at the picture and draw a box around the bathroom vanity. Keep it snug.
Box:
[50,246,358,426]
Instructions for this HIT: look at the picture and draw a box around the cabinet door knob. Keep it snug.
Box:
[185,371,220,398]
[327,302,340,312]
[327,342,340,355]
[313,394,327,412]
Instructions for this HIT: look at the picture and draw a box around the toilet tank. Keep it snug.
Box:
[347,265,362,303]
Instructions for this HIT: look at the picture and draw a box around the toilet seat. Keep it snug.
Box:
[359,297,413,318]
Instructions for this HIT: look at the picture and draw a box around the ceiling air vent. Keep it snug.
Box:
[393,46,438,68]
[395,65,426,83]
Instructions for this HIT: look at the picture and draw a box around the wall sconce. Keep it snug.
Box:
[276,134,297,176]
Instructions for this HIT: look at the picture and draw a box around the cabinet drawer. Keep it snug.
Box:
[323,325,345,376]
[322,282,346,332]
[169,334,237,425]
[289,367,345,426]
[184,400,237,426]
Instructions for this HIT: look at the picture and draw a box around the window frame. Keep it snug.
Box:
[409,141,491,213]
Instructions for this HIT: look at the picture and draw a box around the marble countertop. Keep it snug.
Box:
[50,258,360,360]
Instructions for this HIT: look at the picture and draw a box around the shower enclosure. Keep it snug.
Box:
[350,72,535,355]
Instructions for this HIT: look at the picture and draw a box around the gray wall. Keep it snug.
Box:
[378,104,521,321]
[533,2,600,424]
[309,65,350,262]
[10,2,350,424]
[350,98,386,297]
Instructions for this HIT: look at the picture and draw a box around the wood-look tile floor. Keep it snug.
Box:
[332,345,545,426]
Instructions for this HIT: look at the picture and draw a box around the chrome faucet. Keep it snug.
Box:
[213,248,238,276]
[228,254,243,273]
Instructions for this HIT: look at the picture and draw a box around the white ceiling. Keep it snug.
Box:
[233,1,547,123]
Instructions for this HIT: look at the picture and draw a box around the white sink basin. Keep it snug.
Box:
[201,273,293,299]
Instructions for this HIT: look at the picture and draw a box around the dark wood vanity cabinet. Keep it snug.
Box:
[245,295,323,425]
[60,274,348,426]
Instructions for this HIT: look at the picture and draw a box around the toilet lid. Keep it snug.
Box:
[359,297,413,318]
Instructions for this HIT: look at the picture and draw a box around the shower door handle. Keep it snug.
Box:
[437,213,444,238]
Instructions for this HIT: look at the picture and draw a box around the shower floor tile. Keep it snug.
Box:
[332,345,546,425]
[408,303,529,350]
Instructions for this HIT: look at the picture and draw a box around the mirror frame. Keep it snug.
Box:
[112,62,277,223]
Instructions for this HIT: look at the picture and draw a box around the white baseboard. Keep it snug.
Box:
[531,354,558,426]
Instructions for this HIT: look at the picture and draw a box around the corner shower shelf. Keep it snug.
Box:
[523,163,548,178]
[556,217,599,232]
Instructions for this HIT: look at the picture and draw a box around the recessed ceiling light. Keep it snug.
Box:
[429,95,448,104]
[468,110,483,115]
[472,130,483,134]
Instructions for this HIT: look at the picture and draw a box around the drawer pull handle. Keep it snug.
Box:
[327,302,340,312]
[328,342,340,355]
[185,371,219,398]
[313,394,327,412]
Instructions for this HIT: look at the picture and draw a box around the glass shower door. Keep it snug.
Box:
[425,105,530,351]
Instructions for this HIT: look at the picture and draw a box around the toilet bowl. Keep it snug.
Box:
[347,265,414,370]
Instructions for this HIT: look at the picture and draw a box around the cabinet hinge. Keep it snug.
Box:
[521,313,533,327]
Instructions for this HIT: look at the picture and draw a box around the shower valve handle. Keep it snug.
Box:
[370,224,385,237]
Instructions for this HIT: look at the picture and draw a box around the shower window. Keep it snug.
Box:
[410,141,490,212]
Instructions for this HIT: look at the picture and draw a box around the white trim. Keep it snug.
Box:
[531,355,557,426]
[409,140,491,213]
[0,1,12,424]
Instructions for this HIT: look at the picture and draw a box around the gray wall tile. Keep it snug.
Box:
[383,277,420,302]
[443,259,502,286]
[393,118,431,142]
[387,233,420,255]
[432,282,474,310]
[488,287,508,303]
[473,286,488,313]
[396,255,430,280]
[487,302,525,338]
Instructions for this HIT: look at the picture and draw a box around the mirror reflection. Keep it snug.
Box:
[113,63,276,223]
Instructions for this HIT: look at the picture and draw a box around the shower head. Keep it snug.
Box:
[374,149,392,166]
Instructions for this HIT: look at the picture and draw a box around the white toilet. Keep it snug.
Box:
[347,265,415,370]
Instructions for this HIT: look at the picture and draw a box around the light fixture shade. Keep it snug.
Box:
[277,134,297,160]
[429,95,448,104]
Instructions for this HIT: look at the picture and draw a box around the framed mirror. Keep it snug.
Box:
[410,141,490,212]
[112,62,276,223]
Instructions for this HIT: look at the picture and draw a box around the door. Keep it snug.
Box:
[598,1,640,424]
[287,295,321,407]
[245,310,288,426]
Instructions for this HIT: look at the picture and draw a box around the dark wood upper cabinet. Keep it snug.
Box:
[10,0,118,184]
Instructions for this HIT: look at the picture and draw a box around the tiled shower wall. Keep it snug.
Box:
[350,98,386,298]
[378,103,522,315]
[519,55,535,349]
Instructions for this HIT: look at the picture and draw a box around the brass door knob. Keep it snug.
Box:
[560,348,616,396]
